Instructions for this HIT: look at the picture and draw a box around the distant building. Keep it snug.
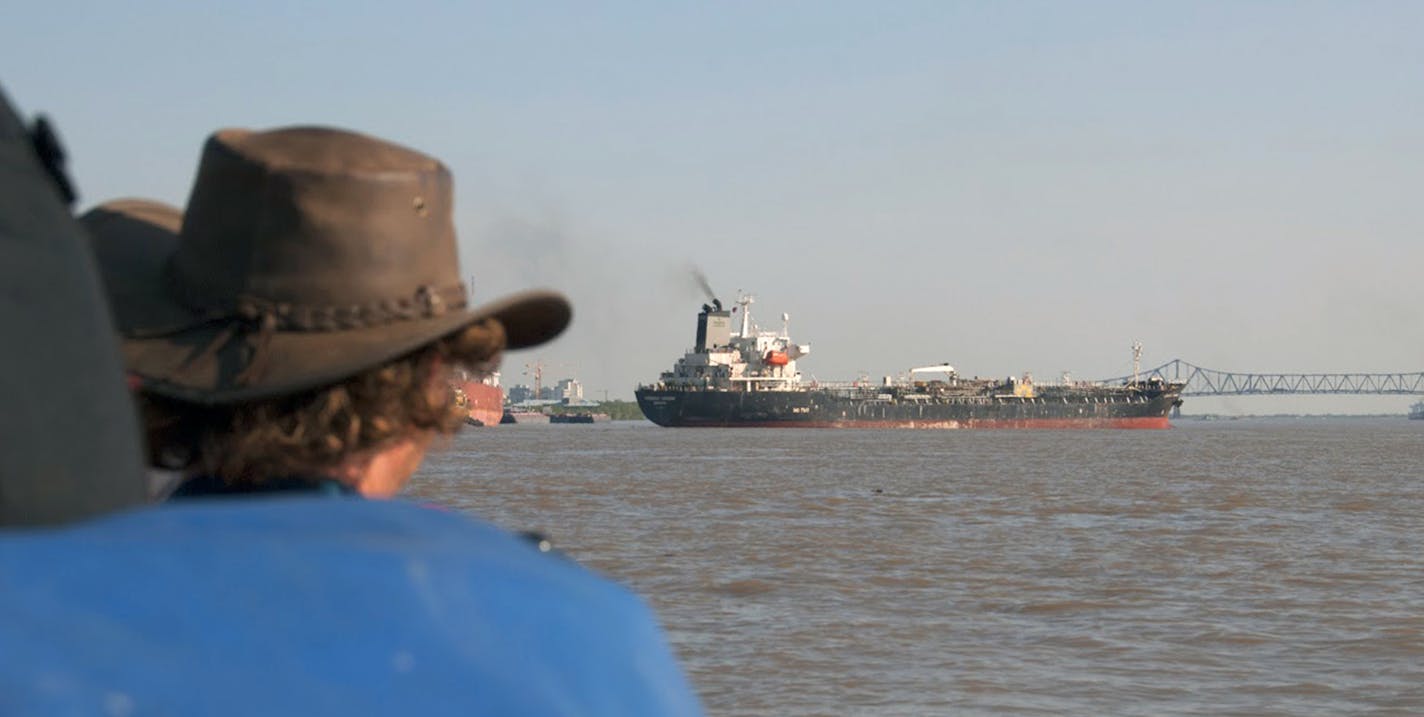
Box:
[506,384,534,404]
[556,378,583,402]
[508,378,593,406]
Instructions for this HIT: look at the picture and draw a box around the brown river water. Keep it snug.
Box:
[408,418,1424,716]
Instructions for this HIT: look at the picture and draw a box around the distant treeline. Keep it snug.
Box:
[545,400,646,421]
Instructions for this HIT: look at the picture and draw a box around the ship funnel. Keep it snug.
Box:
[695,302,733,352]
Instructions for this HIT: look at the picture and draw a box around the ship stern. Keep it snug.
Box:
[635,388,681,427]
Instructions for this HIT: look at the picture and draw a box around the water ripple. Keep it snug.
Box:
[410,418,1424,716]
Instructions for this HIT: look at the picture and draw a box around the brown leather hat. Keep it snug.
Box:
[80,126,571,405]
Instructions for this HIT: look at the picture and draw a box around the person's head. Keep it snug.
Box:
[136,318,504,496]
[81,127,570,495]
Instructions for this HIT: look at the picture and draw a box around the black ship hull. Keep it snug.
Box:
[636,387,1181,429]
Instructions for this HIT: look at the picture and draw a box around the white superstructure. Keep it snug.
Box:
[655,293,810,391]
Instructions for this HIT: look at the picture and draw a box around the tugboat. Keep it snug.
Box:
[1410,400,1424,420]
[635,293,1184,429]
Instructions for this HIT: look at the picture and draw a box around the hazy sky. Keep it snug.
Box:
[5,2,1421,413]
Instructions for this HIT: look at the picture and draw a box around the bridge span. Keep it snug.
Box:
[1110,359,1424,397]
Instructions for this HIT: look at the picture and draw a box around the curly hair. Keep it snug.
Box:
[142,318,506,485]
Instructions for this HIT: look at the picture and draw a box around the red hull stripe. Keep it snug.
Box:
[665,416,1171,429]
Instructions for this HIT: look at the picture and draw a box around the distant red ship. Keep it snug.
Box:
[453,370,504,427]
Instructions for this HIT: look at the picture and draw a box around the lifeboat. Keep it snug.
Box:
[764,350,790,366]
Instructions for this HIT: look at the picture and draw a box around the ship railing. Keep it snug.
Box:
[812,382,880,396]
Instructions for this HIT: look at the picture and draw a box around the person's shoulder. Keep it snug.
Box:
[0,498,704,716]
[3,496,646,625]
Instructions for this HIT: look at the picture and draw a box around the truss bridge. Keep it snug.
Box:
[1107,359,1424,397]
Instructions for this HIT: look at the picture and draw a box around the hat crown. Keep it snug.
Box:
[169,127,462,317]
[80,126,571,403]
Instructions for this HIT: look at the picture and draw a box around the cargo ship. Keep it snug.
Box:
[635,294,1184,429]
[452,369,504,427]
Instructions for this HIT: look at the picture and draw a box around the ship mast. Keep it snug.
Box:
[737,292,755,337]
[1131,341,1143,384]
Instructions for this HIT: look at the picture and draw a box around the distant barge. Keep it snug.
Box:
[500,410,550,425]
[550,412,611,424]
[636,293,1184,429]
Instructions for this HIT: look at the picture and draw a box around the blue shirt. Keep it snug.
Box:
[0,497,703,716]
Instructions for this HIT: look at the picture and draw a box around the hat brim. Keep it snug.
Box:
[81,200,571,405]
